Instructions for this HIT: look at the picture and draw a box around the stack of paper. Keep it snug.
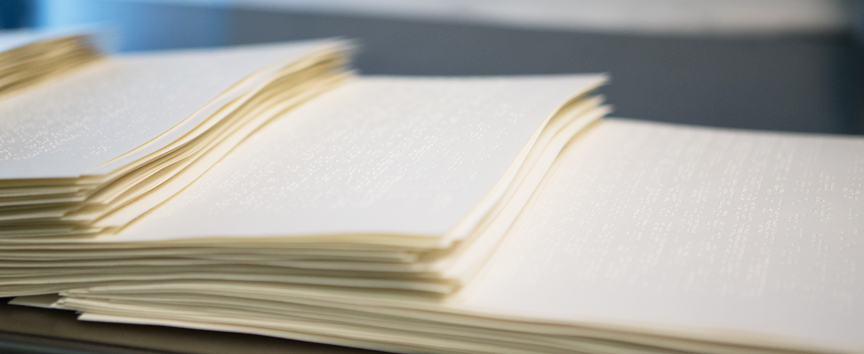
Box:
[0,32,610,297]
[3,35,863,354]
[0,33,351,244]
[0,73,609,296]
[18,119,864,354]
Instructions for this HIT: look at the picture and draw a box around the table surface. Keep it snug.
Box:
[0,298,384,354]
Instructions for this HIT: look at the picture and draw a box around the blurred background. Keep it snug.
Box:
[2,0,862,134]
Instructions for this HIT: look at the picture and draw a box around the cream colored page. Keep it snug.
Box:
[0,40,331,179]
[457,119,864,352]
[112,76,605,242]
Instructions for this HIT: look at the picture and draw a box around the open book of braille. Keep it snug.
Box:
[2,30,863,354]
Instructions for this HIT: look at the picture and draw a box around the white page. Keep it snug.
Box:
[457,118,864,352]
[109,76,605,243]
[0,40,338,179]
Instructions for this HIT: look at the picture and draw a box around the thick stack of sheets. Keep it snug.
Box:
[0,34,351,242]
[0,31,610,298]
[15,119,864,354]
[1,73,609,296]
[3,32,863,354]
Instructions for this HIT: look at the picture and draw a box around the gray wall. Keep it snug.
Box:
[229,9,861,134]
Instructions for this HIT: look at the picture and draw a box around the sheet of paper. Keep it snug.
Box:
[110,75,605,243]
[458,118,864,352]
[0,40,336,179]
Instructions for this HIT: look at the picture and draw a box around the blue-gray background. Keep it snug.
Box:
[2,0,863,134]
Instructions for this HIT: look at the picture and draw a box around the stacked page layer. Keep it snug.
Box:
[22,118,862,354]
[0,39,352,240]
[0,28,104,96]
[0,75,609,296]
